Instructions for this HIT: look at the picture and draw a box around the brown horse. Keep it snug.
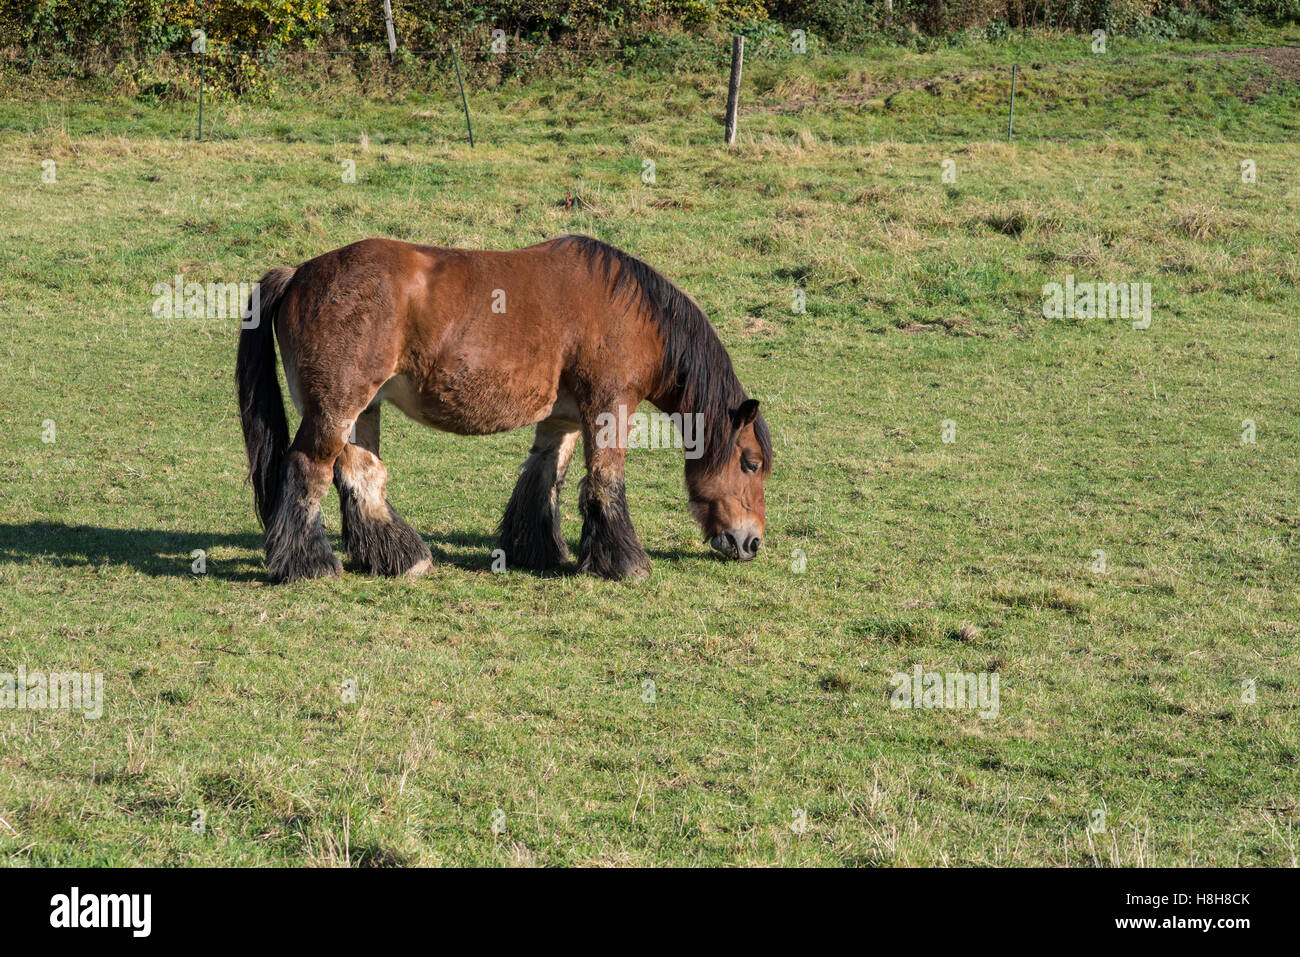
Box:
[236,235,772,583]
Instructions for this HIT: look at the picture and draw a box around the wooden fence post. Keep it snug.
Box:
[452,44,474,148]
[197,22,205,142]
[724,34,744,145]
[1007,64,1017,141]
[383,0,397,63]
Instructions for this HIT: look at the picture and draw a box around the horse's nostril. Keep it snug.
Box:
[749,537,761,553]
[725,532,739,553]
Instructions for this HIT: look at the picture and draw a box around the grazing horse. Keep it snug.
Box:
[235,235,772,583]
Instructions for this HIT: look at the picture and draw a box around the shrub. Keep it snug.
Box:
[0,0,1296,59]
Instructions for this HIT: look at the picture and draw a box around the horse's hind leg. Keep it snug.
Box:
[333,406,432,577]
[498,421,579,570]
[265,416,346,583]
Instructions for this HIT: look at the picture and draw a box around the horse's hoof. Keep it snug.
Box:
[404,557,433,577]
[269,551,342,584]
[578,551,651,581]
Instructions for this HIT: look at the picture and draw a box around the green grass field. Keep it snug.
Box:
[1,29,1297,866]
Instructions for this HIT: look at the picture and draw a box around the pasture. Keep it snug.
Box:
[0,30,1297,866]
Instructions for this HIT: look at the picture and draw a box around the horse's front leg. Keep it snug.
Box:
[498,421,579,570]
[577,402,651,580]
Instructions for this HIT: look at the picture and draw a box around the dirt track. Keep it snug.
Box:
[1189,44,1300,80]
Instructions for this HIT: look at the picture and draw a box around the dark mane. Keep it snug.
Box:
[556,234,772,474]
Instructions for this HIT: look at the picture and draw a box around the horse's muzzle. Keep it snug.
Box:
[710,526,762,561]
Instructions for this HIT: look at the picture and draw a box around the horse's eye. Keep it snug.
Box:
[741,458,758,474]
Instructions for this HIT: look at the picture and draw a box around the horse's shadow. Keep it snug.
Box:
[0,521,268,581]
[0,522,700,580]
[427,530,699,577]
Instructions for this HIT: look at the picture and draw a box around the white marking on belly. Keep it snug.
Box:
[379,374,431,426]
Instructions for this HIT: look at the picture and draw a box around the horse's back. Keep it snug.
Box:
[274,236,660,436]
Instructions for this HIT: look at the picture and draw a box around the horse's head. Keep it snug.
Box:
[687,399,771,561]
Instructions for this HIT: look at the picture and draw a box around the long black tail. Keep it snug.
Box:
[236,266,296,527]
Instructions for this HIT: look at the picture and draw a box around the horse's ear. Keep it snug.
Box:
[732,399,760,429]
